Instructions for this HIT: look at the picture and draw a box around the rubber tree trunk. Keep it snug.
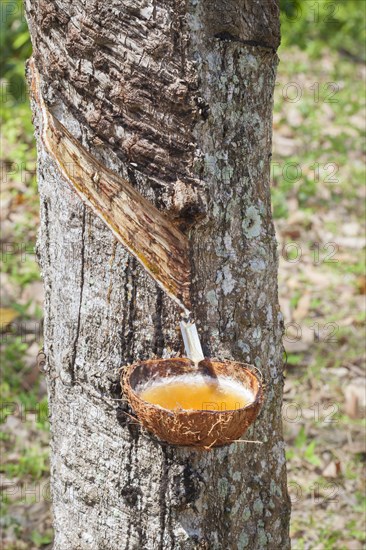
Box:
[25,0,291,548]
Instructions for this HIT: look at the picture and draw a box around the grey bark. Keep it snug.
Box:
[25,0,291,548]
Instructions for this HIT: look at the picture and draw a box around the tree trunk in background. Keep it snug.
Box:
[26,0,290,548]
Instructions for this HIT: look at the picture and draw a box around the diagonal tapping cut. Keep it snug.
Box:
[28,58,191,312]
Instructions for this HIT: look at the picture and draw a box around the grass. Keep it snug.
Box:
[1,445,49,480]
[30,531,54,547]
[272,48,365,218]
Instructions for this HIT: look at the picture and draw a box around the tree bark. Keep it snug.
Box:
[25,0,291,548]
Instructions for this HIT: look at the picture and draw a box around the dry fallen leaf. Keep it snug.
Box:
[344,381,366,419]
[356,275,366,295]
[322,460,341,478]
[0,307,19,329]
[336,236,366,249]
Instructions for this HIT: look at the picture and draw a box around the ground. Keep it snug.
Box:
[274,48,365,550]
[1,22,365,550]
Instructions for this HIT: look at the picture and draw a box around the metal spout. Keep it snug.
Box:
[180,321,205,365]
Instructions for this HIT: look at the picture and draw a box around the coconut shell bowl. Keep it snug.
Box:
[122,358,263,449]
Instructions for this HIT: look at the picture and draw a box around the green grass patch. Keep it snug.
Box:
[1,446,49,480]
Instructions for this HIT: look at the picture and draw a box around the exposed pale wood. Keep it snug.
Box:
[29,59,191,312]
